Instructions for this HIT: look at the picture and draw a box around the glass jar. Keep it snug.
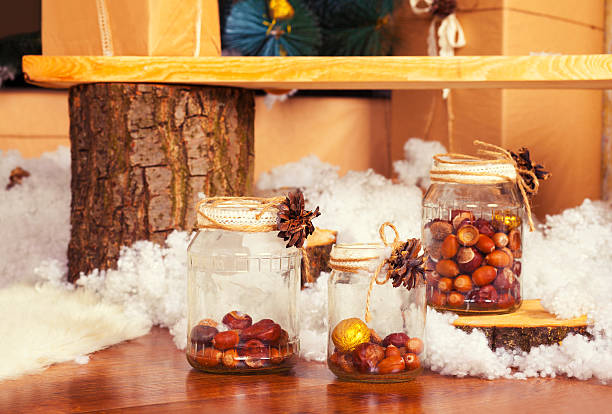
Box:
[327,243,426,383]
[186,198,301,373]
[422,155,524,314]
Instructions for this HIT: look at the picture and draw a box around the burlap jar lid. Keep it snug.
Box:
[196,197,284,232]
[430,154,517,185]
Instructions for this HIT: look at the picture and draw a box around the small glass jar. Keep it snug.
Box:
[327,244,426,383]
[186,198,301,373]
[422,155,524,314]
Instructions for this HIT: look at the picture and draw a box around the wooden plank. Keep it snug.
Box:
[22,55,612,90]
[0,327,609,414]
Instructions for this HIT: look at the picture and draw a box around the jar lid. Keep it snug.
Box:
[329,243,387,273]
[430,154,516,185]
[196,197,280,232]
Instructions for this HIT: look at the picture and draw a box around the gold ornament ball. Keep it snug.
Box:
[331,318,371,352]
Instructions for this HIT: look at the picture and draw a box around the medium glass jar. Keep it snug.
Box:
[327,243,426,383]
[422,155,524,314]
[186,198,301,373]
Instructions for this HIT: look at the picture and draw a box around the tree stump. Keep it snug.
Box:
[453,300,590,352]
[68,83,254,282]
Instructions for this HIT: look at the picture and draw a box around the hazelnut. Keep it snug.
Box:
[406,337,424,355]
[197,318,218,328]
[512,260,522,277]
[352,343,385,373]
[241,319,281,343]
[475,234,495,254]
[494,267,515,290]
[269,348,283,364]
[403,353,421,371]
[425,270,441,285]
[475,285,498,307]
[441,234,459,259]
[447,291,465,307]
[222,349,240,368]
[190,325,218,349]
[428,290,447,307]
[436,259,460,278]
[369,329,384,346]
[501,247,514,263]
[195,347,222,367]
[492,232,509,248]
[508,229,521,251]
[472,266,497,286]
[426,241,443,261]
[456,247,483,274]
[453,275,473,293]
[474,219,495,238]
[385,345,402,358]
[452,210,475,229]
[212,330,240,350]
[438,277,453,292]
[222,311,253,330]
[377,355,405,374]
[382,332,410,348]
[497,293,516,308]
[486,250,511,268]
[457,225,480,246]
[429,220,454,240]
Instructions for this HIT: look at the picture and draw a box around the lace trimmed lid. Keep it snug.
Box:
[329,243,387,274]
[430,154,517,185]
[196,197,281,232]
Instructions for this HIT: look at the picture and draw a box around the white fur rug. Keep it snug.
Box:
[0,284,151,381]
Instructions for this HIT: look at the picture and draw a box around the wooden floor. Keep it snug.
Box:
[0,327,609,413]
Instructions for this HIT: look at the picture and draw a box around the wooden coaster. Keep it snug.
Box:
[452,300,590,351]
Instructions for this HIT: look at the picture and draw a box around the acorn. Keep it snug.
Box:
[447,291,465,307]
[377,355,405,374]
[429,220,454,240]
[475,234,495,254]
[452,210,474,230]
[222,311,253,330]
[457,225,480,246]
[508,229,521,251]
[456,247,483,274]
[441,234,459,259]
[492,232,509,248]
[474,218,495,238]
[486,250,512,268]
[453,275,473,293]
[472,266,497,286]
[436,259,459,278]
[494,267,516,290]
[352,343,385,373]
[403,353,421,371]
[406,337,424,355]
[438,277,453,293]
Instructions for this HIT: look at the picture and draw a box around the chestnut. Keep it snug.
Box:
[337,353,356,373]
[452,210,474,230]
[403,353,421,371]
[245,356,266,368]
[475,285,498,307]
[198,318,218,328]
[190,324,218,348]
[222,311,253,330]
[377,355,405,374]
[475,234,495,254]
[486,250,511,268]
[453,275,473,293]
[212,331,240,350]
[385,345,402,358]
[441,234,459,259]
[429,220,454,240]
[447,291,465,308]
[457,225,480,246]
[436,259,459,278]
[241,319,281,343]
[429,290,447,307]
[438,277,453,293]
[269,348,283,364]
[382,332,410,348]
[474,219,495,238]
[195,347,222,368]
[494,267,515,290]
[508,229,521,251]
[492,232,509,248]
[497,293,516,308]
[352,343,385,373]
[425,270,441,285]
[406,337,424,355]
[501,247,514,263]
[512,260,522,277]
[472,266,497,286]
[426,241,443,261]
[222,349,240,368]
[456,247,483,274]
[276,329,290,347]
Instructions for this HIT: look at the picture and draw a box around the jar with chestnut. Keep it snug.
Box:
[327,240,427,383]
[187,193,319,373]
[422,152,525,314]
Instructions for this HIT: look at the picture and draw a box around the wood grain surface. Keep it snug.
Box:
[0,327,608,413]
[22,55,612,90]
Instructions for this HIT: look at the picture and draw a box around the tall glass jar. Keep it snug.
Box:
[422,155,524,314]
[187,198,301,373]
[327,243,426,383]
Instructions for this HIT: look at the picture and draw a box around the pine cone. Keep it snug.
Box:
[276,189,321,248]
[510,147,551,194]
[388,239,425,291]
[431,0,456,18]
[6,166,30,190]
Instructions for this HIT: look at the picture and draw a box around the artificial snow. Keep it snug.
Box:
[1,139,612,383]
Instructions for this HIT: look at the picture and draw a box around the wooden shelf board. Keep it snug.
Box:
[23,55,612,90]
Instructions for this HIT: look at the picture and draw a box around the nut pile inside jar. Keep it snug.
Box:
[187,311,297,372]
[328,318,424,380]
[423,209,522,313]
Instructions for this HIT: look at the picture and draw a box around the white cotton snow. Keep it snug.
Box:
[393,138,447,189]
[2,141,612,383]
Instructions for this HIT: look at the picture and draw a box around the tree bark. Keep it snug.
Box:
[68,83,254,282]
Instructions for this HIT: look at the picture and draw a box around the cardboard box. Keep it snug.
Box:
[391,0,605,217]
[42,0,220,56]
